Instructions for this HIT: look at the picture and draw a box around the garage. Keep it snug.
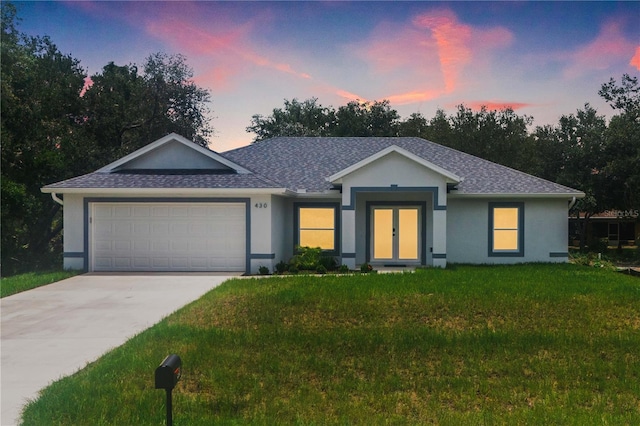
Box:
[90,202,246,272]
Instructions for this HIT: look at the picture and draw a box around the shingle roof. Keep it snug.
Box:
[223,137,583,195]
[43,136,582,196]
[43,171,280,190]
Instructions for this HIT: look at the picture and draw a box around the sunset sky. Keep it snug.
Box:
[16,1,640,152]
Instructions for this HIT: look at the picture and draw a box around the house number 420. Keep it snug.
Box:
[255,203,268,208]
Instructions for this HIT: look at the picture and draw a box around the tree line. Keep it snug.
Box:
[1,2,638,275]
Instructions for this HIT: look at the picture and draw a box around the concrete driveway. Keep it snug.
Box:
[1,273,237,426]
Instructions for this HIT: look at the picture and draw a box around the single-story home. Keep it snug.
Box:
[42,133,584,273]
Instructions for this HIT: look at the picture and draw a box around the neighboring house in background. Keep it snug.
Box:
[42,133,584,273]
[569,211,639,247]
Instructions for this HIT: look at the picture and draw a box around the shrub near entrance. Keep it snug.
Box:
[289,246,337,273]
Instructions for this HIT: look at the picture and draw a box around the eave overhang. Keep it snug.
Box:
[447,192,586,199]
[41,187,288,196]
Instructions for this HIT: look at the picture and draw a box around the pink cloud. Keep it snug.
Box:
[350,9,513,106]
[144,16,312,90]
[631,46,640,71]
[565,20,638,77]
[335,90,368,103]
[356,22,439,73]
[386,89,445,105]
[192,68,236,91]
[412,10,473,92]
[71,1,318,96]
[146,18,244,57]
[71,2,309,92]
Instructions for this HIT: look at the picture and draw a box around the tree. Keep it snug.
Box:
[553,104,609,250]
[530,124,567,182]
[83,53,212,161]
[599,74,640,117]
[80,62,147,164]
[398,112,429,138]
[598,74,640,212]
[334,99,399,137]
[247,98,402,141]
[1,2,87,274]
[424,109,455,147]
[142,52,212,146]
[246,98,336,142]
[448,105,533,171]
[603,114,640,211]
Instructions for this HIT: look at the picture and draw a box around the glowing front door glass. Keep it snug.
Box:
[372,207,419,262]
[373,209,393,259]
[398,209,418,259]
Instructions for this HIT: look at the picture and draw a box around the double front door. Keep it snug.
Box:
[371,206,421,264]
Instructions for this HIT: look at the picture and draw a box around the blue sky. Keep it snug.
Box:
[15,1,640,152]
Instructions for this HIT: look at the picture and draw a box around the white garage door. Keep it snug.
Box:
[91,202,246,272]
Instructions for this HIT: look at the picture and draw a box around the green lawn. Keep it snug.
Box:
[21,264,640,425]
[1,270,79,298]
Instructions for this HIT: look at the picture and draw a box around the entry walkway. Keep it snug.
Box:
[1,273,236,426]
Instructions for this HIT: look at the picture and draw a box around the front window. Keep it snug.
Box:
[295,204,339,252]
[489,203,524,256]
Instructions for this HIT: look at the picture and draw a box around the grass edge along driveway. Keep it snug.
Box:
[1,270,79,298]
[21,264,640,425]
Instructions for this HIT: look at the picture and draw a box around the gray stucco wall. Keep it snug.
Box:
[121,141,230,170]
[270,195,289,267]
[447,197,570,264]
[61,193,85,270]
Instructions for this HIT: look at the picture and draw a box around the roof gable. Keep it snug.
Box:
[98,133,250,174]
[328,145,462,184]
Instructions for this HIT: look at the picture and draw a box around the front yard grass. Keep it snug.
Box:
[1,270,79,298]
[21,264,640,425]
